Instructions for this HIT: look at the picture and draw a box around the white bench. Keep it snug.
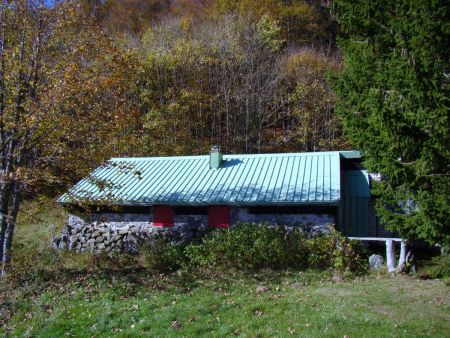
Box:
[349,237,407,273]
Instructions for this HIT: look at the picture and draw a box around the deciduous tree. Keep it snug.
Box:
[0,0,138,274]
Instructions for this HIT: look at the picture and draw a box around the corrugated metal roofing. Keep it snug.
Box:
[58,151,344,206]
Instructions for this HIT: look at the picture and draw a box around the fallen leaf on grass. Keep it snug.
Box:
[171,320,182,330]
[290,282,304,290]
[256,285,270,293]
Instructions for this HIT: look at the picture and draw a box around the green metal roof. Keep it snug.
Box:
[339,150,362,159]
[58,151,352,206]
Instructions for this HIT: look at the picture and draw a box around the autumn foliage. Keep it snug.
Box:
[0,0,345,273]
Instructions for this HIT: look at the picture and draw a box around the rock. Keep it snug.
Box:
[127,235,137,244]
[68,215,87,230]
[369,254,384,270]
[331,274,344,283]
[117,228,128,235]
[69,241,77,250]
[290,282,304,290]
[130,225,140,232]
[256,285,270,293]
[51,237,60,249]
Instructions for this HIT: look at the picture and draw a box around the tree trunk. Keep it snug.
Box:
[0,180,20,276]
[0,184,10,266]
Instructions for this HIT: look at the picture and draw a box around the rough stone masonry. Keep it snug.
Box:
[52,210,334,254]
[51,215,208,254]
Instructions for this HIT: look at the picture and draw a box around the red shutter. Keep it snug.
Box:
[208,206,230,228]
[153,205,174,227]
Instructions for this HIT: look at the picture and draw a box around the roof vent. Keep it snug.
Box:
[210,145,223,169]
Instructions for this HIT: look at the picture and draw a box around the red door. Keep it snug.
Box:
[153,205,174,227]
[208,206,230,228]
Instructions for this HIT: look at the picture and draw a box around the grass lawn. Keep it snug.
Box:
[0,202,449,337]
[1,272,449,337]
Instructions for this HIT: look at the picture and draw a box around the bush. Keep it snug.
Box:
[6,223,367,283]
[426,255,450,279]
[184,223,367,274]
[139,237,186,272]
[184,223,309,272]
[307,231,368,273]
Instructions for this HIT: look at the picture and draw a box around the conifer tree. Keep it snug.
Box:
[332,1,450,249]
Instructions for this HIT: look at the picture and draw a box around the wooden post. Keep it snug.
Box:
[386,239,396,273]
[397,240,407,272]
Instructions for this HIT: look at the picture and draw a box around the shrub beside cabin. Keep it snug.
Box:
[56,149,392,252]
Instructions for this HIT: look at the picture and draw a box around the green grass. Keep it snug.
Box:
[13,198,67,250]
[1,201,449,337]
[1,272,449,337]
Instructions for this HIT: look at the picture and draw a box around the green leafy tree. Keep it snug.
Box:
[332,0,450,248]
[0,0,138,275]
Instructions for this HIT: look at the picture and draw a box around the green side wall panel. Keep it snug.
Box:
[341,170,370,236]
[342,197,369,236]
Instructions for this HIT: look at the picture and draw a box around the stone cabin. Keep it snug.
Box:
[56,149,387,252]
[58,148,376,236]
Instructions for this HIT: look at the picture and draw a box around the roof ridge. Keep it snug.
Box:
[110,151,345,161]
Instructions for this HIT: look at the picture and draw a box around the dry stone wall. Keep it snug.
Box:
[51,215,207,254]
[231,208,334,236]
[52,209,334,254]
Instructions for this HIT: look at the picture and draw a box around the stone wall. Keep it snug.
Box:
[89,208,334,230]
[89,212,209,229]
[52,207,334,254]
[51,215,208,254]
[231,208,334,227]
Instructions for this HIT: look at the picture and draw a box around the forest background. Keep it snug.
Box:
[1,0,448,273]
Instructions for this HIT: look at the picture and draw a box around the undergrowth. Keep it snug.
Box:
[3,222,367,295]
[424,254,450,279]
